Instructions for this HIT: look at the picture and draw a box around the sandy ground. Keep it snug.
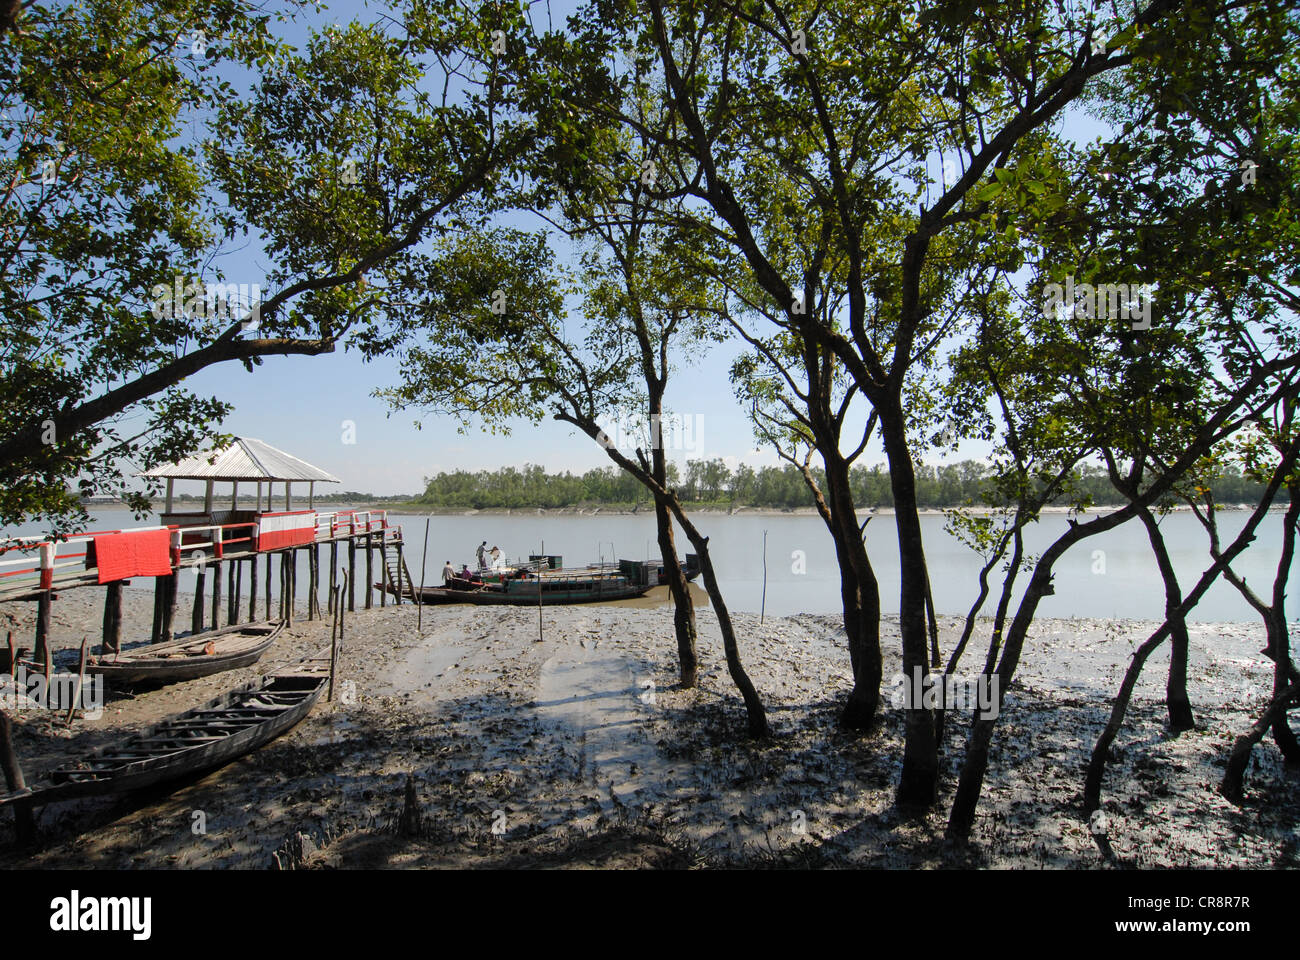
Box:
[0,586,1296,869]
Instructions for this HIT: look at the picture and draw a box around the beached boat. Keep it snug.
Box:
[1,651,330,808]
[87,621,283,686]
[387,572,655,606]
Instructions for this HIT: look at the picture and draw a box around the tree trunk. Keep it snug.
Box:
[1268,487,1300,761]
[823,456,881,729]
[879,404,938,807]
[655,495,698,687]
[1137,508,1195,732]
[1221,680,1300,803]
[662,499,766,737]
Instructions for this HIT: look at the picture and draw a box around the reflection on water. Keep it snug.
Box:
[601,582,711,610]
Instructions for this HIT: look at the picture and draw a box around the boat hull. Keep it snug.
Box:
[87,622,282,686]
[385,581,653,606]
[6,654,329,808]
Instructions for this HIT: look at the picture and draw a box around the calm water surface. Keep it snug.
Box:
[6,507,1291,622]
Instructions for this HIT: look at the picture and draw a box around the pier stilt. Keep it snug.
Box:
[211,559,222,631]
[103,580,123,654]
[193,567,206,634]
[348,538,356,612]
[365,533,373,609]
[249,555,258,622]
[329,542,338,614]
[150,578,163,643]
[161,573,178,643]
[308,545,318,621]
[34,590,51,664]
[227,561,237,626]
[0,709,34,843]
[264,553,272,621]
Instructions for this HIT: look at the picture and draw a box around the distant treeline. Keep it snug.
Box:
[414,461,1269,510]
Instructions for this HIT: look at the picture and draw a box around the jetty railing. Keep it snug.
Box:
[0,509,404,662]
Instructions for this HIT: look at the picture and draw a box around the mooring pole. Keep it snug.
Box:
[760,529,768,625]
[537,539,544,643]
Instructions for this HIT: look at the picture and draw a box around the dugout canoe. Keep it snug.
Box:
[0,651,330,809]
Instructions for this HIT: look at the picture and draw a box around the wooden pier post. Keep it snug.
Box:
[211,561,222,631]
[0,709,34,843]
[248,554,259,622]
[308,545,318,621]
[102,580,123,654]
[264,553,272,622]
[230,558,241,625]
[211,527,223,632]
[150,577,164,643]
[193,565,206,634]
[282,552,293,627]
[347,537,357,612]
[161,573,178,643]
[379,529,388,607]
[162,530,180,643]
[329,542,338,614]
[34,592,51,664]
[365,532,373,609]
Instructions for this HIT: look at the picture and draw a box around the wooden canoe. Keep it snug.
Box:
[86,621,283,686]
[1,651,330,808]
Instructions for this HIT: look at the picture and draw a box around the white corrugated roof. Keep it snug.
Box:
[140,438,341,483]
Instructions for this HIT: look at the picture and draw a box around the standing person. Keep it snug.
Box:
[476,541,488,569]
[442,560,456,585]
[489,545,501,569]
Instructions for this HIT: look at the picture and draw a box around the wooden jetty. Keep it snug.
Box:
[0,437,412,669]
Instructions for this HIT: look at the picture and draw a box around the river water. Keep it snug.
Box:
[5,507,1291,622]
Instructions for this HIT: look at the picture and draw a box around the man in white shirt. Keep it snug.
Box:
[476,541,488,569]
[442,560,456,584]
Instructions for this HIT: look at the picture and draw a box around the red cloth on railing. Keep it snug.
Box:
[93,529,172,583]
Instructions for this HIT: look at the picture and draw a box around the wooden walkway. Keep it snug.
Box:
[0,510,414,663]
